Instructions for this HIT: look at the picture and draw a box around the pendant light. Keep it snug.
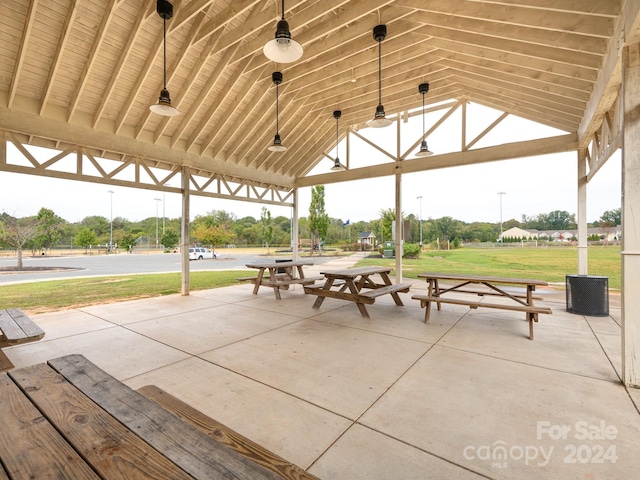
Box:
[268,71,287,152]
[368,24,392,128]
[331,110,345,171]
[150,0,179,117]
[263,0,303,64]
[415,82,433,157]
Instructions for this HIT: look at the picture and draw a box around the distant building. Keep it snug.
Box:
[357,232,376,248]
[501,226,621,242]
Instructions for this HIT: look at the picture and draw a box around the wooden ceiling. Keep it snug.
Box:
[0,0,635,193]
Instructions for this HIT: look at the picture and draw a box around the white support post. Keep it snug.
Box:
[292,188,299,261]
[181,166,190,296]
[577,149,588,275]
[622,43,640,387]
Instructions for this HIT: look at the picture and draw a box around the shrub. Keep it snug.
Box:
[403,243,421,258]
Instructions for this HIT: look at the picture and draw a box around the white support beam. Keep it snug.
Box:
[296,134,578,188]
[622,42,640,388]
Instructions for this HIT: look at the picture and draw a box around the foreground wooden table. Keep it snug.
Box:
[241,260,322,299]
[412,272,552,339]
[0,354,316,479]
[304,266,411,318]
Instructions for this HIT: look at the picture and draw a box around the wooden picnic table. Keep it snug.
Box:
[241,260,322,299]
[412,272,552,340]
[304,266,411,318]
[0,354,317,480]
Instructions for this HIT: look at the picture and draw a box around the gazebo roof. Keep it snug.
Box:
[0,1,635,200]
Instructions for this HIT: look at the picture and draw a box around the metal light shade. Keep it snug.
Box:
[331,109,345,171]
[368,25,392,128]
[415,82,433,156]
[369,104,392,128]
[415,140,433,157]
[150,1,179,116]
[330,158,345,171]
[264,19,303,63]
[150,89,179,116]
[263,0,303,64]
[268,133,287,152]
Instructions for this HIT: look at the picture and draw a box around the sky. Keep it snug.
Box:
[0,103,622,226]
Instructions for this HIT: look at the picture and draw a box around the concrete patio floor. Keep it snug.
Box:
[4,255,640,479]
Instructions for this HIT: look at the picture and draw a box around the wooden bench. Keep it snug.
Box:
[138,385,319,480]
[0,308,45,372]
[358,283,412,300]
[412,294,552,340]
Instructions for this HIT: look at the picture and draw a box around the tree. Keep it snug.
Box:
[598,208,621,227]
[260,207,274,254]
[378,208,395,244]
[546,210,576,230]
[192,224,233,250]
[308,186,329,252]
[0,214,43,269]
[119,232,139,252]
[161,230,180,251]
[74,227,97,253]
[32,208,65,252]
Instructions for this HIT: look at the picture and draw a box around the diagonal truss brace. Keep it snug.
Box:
[0,130,294,208]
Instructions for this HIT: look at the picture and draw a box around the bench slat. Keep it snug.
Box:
[411,295,551,314]
[438,288,543,301]
[138,385,320,480]
[0,372,101,479]
[359,283,412,299]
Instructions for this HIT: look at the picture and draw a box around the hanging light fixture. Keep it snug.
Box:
[331,110,345,171]
[368,24,392,128]
[268,71,287,152]
[415,82,433,157]
[263,0,303,64]
[150,0,179,117]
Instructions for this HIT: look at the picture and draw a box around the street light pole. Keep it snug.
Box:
[154,197,162,249]
[498,191,506,241]
[417,195,423,247]
[108,190,114,252]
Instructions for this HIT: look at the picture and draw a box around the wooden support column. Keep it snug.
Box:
[181,166,190,296]
[622,43,640,387]
[577,149,588,275]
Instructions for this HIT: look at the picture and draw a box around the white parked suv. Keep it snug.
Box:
[188,247,215,260]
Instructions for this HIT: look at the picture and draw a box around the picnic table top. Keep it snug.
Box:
[245,260,315,269]
[319,266,392,278]
[416,272,549,286]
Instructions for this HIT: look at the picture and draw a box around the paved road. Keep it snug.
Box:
[0,252,336,285]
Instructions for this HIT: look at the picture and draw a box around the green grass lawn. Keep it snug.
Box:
[2,246,620,314]
[356,246,621,289]
[2,271,241,314]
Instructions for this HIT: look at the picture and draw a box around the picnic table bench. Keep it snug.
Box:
[304,266,411,318]
[412,272,552,340]
[0,354,318,479]
[0,308,45,371]
[241,260,323,299]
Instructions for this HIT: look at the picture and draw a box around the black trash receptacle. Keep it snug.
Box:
[275,258,292,273]
[566,275,609,316]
